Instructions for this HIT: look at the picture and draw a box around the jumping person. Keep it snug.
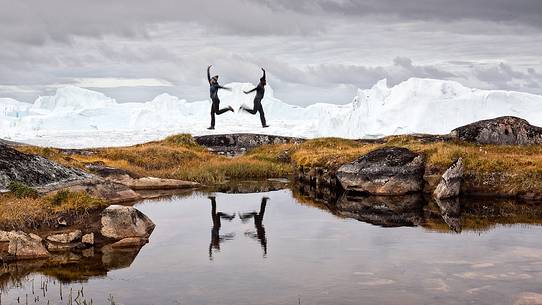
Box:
[241,68,269,128]
[207,65,234,130]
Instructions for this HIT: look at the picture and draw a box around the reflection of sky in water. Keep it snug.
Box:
[2,189,542,305]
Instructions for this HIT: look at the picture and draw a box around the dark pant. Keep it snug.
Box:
[242,99,267,126]
[210,99,230,128]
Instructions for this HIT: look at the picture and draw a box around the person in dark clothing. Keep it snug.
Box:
[241,68,269,128]
[207,65,234,130]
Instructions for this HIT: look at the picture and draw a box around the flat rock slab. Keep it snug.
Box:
[450,116,542,145]
[110,237,149,248]
[101,205,155,240]
[337,147,425,195]
[111,175,200,190]
[46,230,82,243]
[194,133,304,155]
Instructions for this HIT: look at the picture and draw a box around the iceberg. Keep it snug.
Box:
[1,78,542,148]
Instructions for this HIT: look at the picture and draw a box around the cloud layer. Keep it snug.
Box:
[1,0,541,105]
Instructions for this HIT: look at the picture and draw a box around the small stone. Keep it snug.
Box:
[433,158,464,199]
[82,233,94,245]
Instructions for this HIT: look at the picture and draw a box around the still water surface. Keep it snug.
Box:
[1,189,542,305]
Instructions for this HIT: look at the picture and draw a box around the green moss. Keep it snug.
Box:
[7,181,39,199]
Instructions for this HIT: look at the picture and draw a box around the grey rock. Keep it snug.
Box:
[337,147,425,195]
[433,158,464,199]
[450,116,542,145]
[194,133,304,156]
[101,205,155,240]
[46,230,82,243]
[0,143,91,190]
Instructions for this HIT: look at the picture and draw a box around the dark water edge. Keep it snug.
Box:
[0,185,541,305]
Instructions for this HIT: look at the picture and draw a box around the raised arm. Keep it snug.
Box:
[244,87,257,94]
[261,68,266,79]
[207,65,212,83]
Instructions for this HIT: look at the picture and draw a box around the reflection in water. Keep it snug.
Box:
[0,188,541,305]
[209,196,268,259]
[209,196,236,260]
[239,197,268,257]
[294,183,542,233]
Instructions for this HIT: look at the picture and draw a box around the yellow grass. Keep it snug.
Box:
[0,191,106,229]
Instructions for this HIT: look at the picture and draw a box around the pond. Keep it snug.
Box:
[1,188,542,305]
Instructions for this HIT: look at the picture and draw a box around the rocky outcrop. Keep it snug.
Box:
[0,143,91,191]
[450,116,542,145]
[101,205,155,240]
[194,133,304,155]
[336,147,425,195]
[433,158,464,199]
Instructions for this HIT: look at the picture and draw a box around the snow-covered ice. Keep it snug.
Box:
[1,78,542,148]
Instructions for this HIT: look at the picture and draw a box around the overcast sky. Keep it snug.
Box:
[1,0,542,105]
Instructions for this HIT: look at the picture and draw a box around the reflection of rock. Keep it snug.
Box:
[337,147,425,195]
[46,230,82,243]
[101,205,155,240]
[101,244,143,270]
[513,292,542,305]
[433,158,463,199]
[435,198,462,233]
[451,116,542,145]
[333,193,425,227]
[110,237,149,248]
[7,231,49,259]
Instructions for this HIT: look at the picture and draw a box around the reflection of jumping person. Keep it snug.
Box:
[239,197,268,256]
[207,65,234,130]
[209,196,235,260]
[241,68,269,128]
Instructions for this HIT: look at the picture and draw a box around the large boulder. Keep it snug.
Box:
[450,116,542,145]
[101,205,155,240]
[336,147,425,195]
[433,158,464,199]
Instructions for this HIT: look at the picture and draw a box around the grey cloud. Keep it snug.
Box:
[256,0,542,27]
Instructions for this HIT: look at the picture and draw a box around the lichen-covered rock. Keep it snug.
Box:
[336,147,425,195]
[450,116,542,145]
[101,205,155,240]
[7,231,49,259]
[433,158,464,199]
[46,230,82,243]
[194,134,304,155]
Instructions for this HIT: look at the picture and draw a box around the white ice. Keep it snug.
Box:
[1,79,542,148]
